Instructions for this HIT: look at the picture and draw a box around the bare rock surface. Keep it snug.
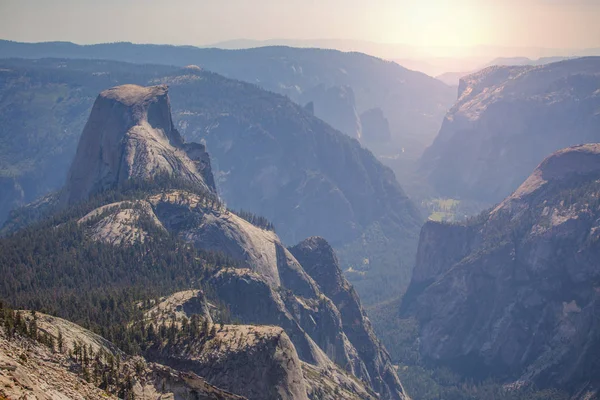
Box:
[61,84,214,206]
[0,314,245,400]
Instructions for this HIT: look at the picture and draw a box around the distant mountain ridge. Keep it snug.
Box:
[0,39,456,159]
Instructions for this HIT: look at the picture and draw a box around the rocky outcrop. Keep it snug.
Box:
[300,85,362,140]
[61,84,214,205]
[0,313,245,400]
[75,180,409,398]
[404,144,600,395]
[148,324,309,400]
[78,200,165,245]
[79,184,408,399]
[290,237,407,400]
[360,108,391,144]
[421,57,600,203]
[150,291,379,400]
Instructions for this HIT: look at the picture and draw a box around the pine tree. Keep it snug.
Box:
[57,330,64,353]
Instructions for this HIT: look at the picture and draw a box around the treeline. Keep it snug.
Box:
[231,208,276,231]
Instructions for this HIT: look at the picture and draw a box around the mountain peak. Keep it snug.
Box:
[493,143,600,215]
[513,143,600,198]
[100,83,169,107]
[61,84,215,205]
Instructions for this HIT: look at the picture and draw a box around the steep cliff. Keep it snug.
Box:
[290,237,407,400]
[421,57,600,203]
[360,108,392,145]
[299,85,362,140]
[61,84,214,205]
[404,144,600,396]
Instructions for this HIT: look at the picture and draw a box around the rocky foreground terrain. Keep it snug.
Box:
[0,83,408,399]
[421,57,600,203]
[403,144,600,398]
[0,312,245,400]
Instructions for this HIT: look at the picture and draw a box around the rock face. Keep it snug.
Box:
[61,84,214,205]
[360,108,392,144]
[403,144,600,395]
[299,85,362,140]
[148,291,379,400]
[421,57,600,203]
[148,324,309,400]
[290,237,407,400]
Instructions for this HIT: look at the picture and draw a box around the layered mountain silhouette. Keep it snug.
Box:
[403,144,600,397]
[422,57,600,204]
[0,39,456,158]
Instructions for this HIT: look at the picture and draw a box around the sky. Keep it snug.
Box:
[1,0,599,57]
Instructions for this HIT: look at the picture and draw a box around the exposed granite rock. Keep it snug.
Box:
[147,324,309,400]
[145,289,214,326]
[290,237,408,400]
[404,144,600,394]
[421,57,600,203]
[61,84,214,205]
[78,200,165,245]
[0,313,245,400]
[79,193,408,398]
[151,290,380,400]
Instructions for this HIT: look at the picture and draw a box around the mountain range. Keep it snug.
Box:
[0,39,456,160]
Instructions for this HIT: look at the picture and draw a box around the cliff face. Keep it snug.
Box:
[404,144,600,395]
[421,57,600,203]
[290,237,407,400]
[299,85,362,140]
[61,84,214,205]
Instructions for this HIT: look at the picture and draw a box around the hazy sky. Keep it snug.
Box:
[1,0,599,53]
